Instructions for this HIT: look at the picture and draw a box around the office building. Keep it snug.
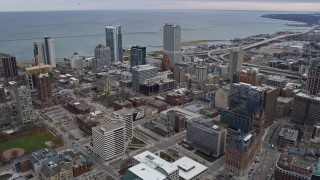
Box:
[172,157,208,180]
[132,151,179,180]
[215,87,230,109]
[36,73,52,101]
[106,25,122,62]
[130,46,146,68]
[0,85,6,104]
[13,84,35,124]
[163,23,181,65]
[105,108,133,142]
[277,127,299,150]
[34,42,46,65]
[195,65,208,81]
[225,110,264,176]
[1,54,18,79]
[161,54,173,72]
[93,44,111,72]
[92,122,125,162]
[291,92,320,126]
[70,52,83,69]
[44,36,56,67]
[266,75,287,90]
[186,119,227,157]
[275,148,318,180]
[227,83,278,126]
[275,97,293,118]
[40,155,73,180]
[132,65,157,92]
[229,49,244,82]
[307,59,320,95]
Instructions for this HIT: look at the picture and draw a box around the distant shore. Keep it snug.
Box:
[180,40,229,46]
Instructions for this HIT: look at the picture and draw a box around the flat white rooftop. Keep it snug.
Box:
[128,163,167,180]
[172,157,208,180]
[133,151,177,174]
[161,107,202,120]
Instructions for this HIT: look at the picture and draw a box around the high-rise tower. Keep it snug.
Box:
[0,54,18,79]
[163,23,181,65]
[44,36,56,67]
[229,49,244,82]
[106,25,122,62]
[34,42,46,66]
[130,46,146,68]
[307,59,320,95]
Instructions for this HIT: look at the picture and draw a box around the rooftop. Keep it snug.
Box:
[123,163,167,180]
[133,151,178,174]
[278,128,299,141]
[132,65,157,72]
[296,92,320,101]
[161,107,202,120]
[92,122,123,134]
[172,157,208,180]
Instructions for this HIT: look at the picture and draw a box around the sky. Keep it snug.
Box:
[1,0,320,12]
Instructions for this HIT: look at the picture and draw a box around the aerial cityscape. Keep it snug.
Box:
[1,1,320,180]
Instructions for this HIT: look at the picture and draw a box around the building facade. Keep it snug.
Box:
[36,73,52,101]
[1,54,18,79]
[291,92,320,126]
[44,36,56,67]
[195,65,208,81]
[132,65,157,92]
[92,122,125,162]
[14,85,35,124]
[229,49,244,82]
[93,44,111,72]
[307,59,320,95]
[106,25,122,62]
[186,119,227,157]
[130,46,146,68]
[34,42,46,66]
[163,23,181,65]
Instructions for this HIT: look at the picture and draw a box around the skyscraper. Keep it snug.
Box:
[307,59,320,95]
[44,36,56,67]
[229,49,244,82]
[130,46,146,68]
[33,42,46,66]
[106,25,122,62]
[0,54,18,79]
[163,23,181,65]
[195,65,208,81]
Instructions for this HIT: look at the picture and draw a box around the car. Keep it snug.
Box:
[258,169,261,172]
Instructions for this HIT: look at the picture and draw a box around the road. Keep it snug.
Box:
[207,25,319,61]
[38,111,120,179]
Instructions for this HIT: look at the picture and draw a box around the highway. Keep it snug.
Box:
[38,111,121,179]
[206,25,318,62]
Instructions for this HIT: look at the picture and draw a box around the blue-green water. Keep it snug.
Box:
[0,10,307,61]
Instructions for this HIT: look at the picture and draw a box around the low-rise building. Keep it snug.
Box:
[171,157,208,180]
[277,127,299,150]
[113,100,132,111]
[148,100,168,112]
[66,100,90,114]
[275,97,293,118]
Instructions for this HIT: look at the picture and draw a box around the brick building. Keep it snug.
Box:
[113,100,133,111]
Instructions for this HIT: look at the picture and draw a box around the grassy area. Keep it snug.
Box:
[0,174,12,180]
[160,151,175,162]
[131,137,146,145]
[0,130,59,154]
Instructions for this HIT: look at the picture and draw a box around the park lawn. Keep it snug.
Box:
[0,174,12,180]
[0,130,58,154]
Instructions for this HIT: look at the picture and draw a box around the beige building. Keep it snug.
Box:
[275,97,293,118]
[215,87,229,109]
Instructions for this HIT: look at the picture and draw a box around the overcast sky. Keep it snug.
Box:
[1,0,320,12]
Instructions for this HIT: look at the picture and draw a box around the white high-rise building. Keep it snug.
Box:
[33,42,46,66]
[163,23,181,65]
[44,36,56,67]
[195,65,208,81]
[9,83,35,125]
[105,108,133,142]
[92,122,125,161]
[106,25,122,62]
[229,49,244,82]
